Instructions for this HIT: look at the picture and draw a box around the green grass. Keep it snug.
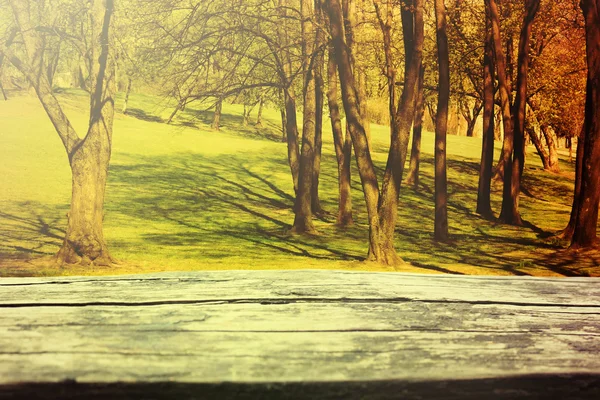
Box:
[1,88,598,277]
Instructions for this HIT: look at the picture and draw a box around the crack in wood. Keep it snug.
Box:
[1,297,599,308]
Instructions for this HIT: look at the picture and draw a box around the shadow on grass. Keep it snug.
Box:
[1,139,597,276]
[124,108,164,123]
[0,206,67,259]
[104,151,367,264]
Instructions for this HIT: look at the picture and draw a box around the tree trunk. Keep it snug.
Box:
[562,127,584,240]
[122,76,132,115]
[486,0,516,224]
[434,0,449,241]
[571,0,600,248]
[540,124,560,172]
[358,70,371,147]
[212,97,222,130]
[255,96,264,127]
[57,126,113,266]
[327,0,394,264]
[46,41,61,88]
[329,0,423,264]
[406,65,425,189]
[167,99,184,124]
[342,0,370,147]
[291,0,317,234]
[476,10,495,220]
[526,123,550,170]
[463,101,482,138]
[312,85,323,215]
[280,107,287,142]
[494,111,502,141]
[327,44,353,226]
[312,0,326,215]
[377,0,423,250]
[276,0,300,196]
[242,104,249,126]
[426,99,437,132]
[284,89,300,194]
[502,0,539,225]
[57,0,115,266]
[493,36,515,181]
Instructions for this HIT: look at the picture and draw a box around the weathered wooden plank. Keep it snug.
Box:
[1,330,599,383]
[0,301,599,383]
[1,270,599,306]
[1,271,599,399]
[0,302,599,335]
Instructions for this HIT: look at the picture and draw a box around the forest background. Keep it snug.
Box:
[1,0,599,277]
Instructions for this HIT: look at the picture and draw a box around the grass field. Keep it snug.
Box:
[1,89,598,277]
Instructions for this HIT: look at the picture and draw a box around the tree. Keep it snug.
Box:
[502,0,540,226]
[326,39,354,226]
[476,7,495,219]
[434,0,449,241]
[486,0,515,218]
[486,0,539,226]
[1,0,116,266]
[291,0,318,234]
[570,0,600,248]
[406,66,425,189]
[328,0,423,264]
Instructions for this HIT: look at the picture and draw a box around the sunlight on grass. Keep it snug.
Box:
[1,89,598,277]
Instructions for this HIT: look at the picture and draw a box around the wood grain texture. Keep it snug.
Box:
[0,270,599,399]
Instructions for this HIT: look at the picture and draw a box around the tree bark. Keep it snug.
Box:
[476,9,495,220]
[327,44,353,226]
[571,0,600,248]
[434,0,449,241]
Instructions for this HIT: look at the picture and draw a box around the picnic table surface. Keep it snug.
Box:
[1,269,599,399]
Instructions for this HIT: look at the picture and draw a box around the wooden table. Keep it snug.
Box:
[1,270,599,399]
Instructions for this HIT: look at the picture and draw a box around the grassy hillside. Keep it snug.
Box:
[1,89,597,277]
